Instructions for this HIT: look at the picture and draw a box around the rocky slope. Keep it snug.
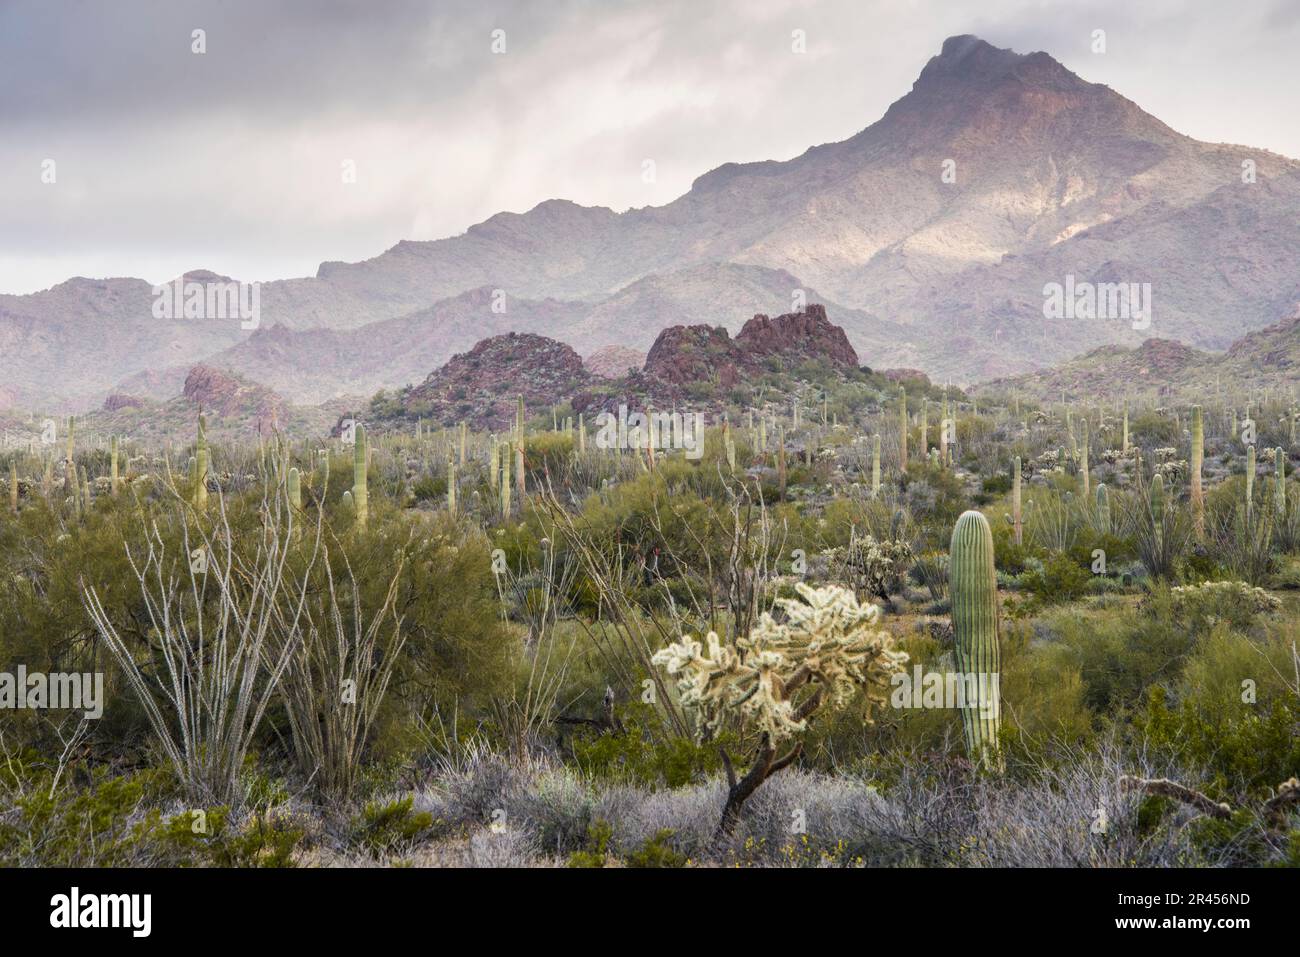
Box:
[399,333,594,432]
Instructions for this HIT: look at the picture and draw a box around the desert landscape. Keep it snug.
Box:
[1,7,1297,879]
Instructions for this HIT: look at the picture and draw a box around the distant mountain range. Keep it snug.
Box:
[977,310,1300,405]
[3,34,1297,412]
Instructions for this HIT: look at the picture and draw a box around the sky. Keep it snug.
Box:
[1,0,1297,295]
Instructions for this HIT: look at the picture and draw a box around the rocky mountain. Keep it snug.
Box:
[399,333,593,432]
[977,311,1300,405]
[5,34,1298,410]
[584,345,646,379]
[0,273,247,411]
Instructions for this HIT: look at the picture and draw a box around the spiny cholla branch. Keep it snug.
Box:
[653,582,908,745]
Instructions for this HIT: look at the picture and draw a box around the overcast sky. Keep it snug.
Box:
[1,0,1296,295]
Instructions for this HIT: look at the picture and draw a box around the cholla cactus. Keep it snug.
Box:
[653,583,908,839]
[825,532,913,601]
[653,583,907,745]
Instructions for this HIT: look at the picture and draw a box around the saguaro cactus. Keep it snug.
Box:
[8,459,17,514]
[1275,447,1287,519]
[447,458,457,516]
[110,435,120,496]
[515,441,525,502]
[871,434,881,497]
[1122,405,1129,455]
[64,416,76,498]
[949,511,1002,772]
[1096,483,1110,535]
[500,443,512,516]
[1245,444,1256,526]
[920,398,929,456]
[776,425,787,496]
[194,414,209,510]
[287,467,302,509]
[1008,456,1023,545]
[352,423,368,528]
[1079,419,1090,496]
[898,388,908,471]
[1190,405,1204,538]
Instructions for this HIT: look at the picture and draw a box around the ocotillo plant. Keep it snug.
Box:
[1007,456,1023,545]
[1096,483,1110,535]
[871,434,881,497]
[1190,405,1204,538]
[352,423,368,528]
[194,414,209,510]
[950,510,1002,772]
[898,388,908,470]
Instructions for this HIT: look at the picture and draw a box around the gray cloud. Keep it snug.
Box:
[1,0,1296,294]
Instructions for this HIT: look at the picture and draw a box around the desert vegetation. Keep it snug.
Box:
[2,374,1298,868]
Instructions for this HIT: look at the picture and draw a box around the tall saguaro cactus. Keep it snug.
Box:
[8,459,17,514]
[287,467,302,510]
[1008,456,1023,546]
[447,458,457,516]
[1190,405,1204,538]
[871,434,881,498]
[352,423,368,528]
[1245,444,1256,527]
[194,414,209,510]
[1275,447,1287,520]
[110,435,120,496]
[898,388,908,471]
[949,511,1002,772]
[1096,483,1110,535]
[1079,419,1090,496]
[65,416,76,499]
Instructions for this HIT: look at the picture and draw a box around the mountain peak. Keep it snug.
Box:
[916,34,1084,91]
[921,35,1027,80]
